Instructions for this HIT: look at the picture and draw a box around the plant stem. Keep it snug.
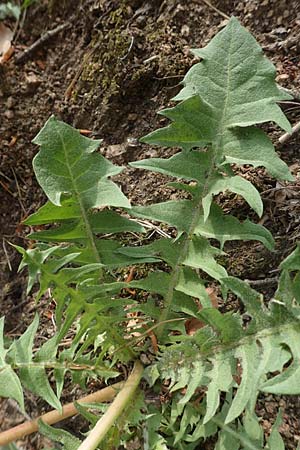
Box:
[157,154,217,337]
[77,360,144,450]
[157,33,233,335]
[0,382,124,446]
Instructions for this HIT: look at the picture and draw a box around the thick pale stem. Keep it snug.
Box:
[0,382,123,446]
[77,360,144,450]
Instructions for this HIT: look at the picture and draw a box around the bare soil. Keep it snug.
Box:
[1,0,300,448]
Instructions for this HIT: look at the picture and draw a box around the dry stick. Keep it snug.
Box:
[15,22,70,64]
[279,121,300,144]
[245,277,279,287]
[65,43,100,99]
[280,86,300,101]
[0,382,123,446]
[194,0,230,20]
[77,361,144,450]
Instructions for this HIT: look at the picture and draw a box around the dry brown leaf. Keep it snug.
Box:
[0,23,13,64]
[206,286,220,309]
[185,317,205,335]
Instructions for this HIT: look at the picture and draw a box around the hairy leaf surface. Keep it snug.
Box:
[33,116,129,208]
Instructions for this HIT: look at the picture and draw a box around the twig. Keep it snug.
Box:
[260,185,300,196]
[245,277,278,287]
[143,55,159,64]
[194,0,230,20]
[153,74,184,80]
[77,361,143,450]
[2,238,12,271]
[279,86,300,101]
[0,382,124,446]
[7,399,32,422]
[15,22,70,64]
[136,219,172,238]
[0,170,13,183]
[119,35,134,61]
[65,43,100,99]
[0,179,14,196]
[11,168,26,215]
[279,121,300,144]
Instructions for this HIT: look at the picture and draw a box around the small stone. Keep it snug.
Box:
[276,73,289,81]
[181,24,190,37]
[25,72,41,93]
[126,137,139,147]
[128,113,138,121]
[136,15,146,27]
[4,110,14,119]
[6,96,13,108]
[47,91,56,100]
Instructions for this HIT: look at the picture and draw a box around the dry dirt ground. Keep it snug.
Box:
[1,0,300,448]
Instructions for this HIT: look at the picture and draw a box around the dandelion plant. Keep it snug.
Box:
[1,17,300,450]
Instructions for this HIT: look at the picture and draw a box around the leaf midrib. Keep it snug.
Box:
[57,128,102,268]
[158,32,235,332]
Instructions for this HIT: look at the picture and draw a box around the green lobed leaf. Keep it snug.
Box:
[183,236,227,281]
[203,353,234,424]
[280,243,300,270]
[130,150,210,184]
[260,328,300,395]
[195,204,274,250]
[116,237,182,268]
[222,127,293,181]
[12,315,61,410]
[38,420,82,449]
[129,200,194,232]
[33,116,130,208]
[25,196,144,237]
[242,410,264,447]
[27,210,145,242]
[72,239,160,267]
[130,271,171,296]
[142,18,292,183]
[202,174,263,220]
[221,277,264,320]
[175,17,291,131]
[224,341,260,424]
[24,197,81,224]
[175,267,212,308]
[215,431,240,450]
[0,317,24,411]
[199,309,243,343]
[13,244,59,294]
[266,410,285,450]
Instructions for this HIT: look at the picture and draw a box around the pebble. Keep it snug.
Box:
[25,73,41,93]
[181,24,190,37]
[4,110,14,119]
[6,97,14,109]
